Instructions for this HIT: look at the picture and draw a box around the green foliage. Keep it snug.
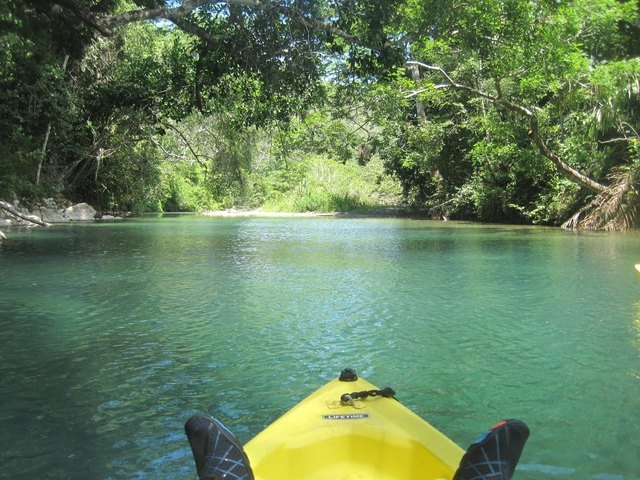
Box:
[466,137,556,223]
[393,0,640,225]
[2,0,640,228]
[190,1,326,126]
[81,23,194,123]
[273,111,362,164]
[0,1,89,198]
[71,133,163,213]
[160,160,215,212]
[262,155,387,213]
[330,0,408,78]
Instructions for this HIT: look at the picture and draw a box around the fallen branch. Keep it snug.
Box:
[0,200,51,227]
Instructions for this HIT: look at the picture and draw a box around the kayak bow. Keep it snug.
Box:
[244,369,459,480]
[186,369,529,480]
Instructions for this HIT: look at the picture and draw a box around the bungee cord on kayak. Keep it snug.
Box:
[340,387,397,406]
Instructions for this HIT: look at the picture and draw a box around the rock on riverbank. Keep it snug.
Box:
[0,199,98,226]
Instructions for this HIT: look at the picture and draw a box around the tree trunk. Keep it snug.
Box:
[36,54,69,185]
[526,116,607,194]
[36,123,51,185]
[408,64,427,123]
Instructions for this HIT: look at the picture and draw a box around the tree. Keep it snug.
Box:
[0,0,87,199]
[3,0,640,229]
[399,0,640,228]
[43,1,330,122]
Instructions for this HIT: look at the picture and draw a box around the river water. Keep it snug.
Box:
[0,216,638,480]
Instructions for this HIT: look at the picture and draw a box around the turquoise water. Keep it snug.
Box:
[0,216,638,480]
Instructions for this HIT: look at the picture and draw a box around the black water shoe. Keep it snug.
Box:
[185,414,254,480]
[453,419,530,480]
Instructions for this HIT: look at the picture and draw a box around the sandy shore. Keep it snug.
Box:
[200,207,425,219]
[200,209,336,217]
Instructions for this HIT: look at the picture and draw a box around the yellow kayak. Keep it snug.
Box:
[244,369,462,480]
[185,369,529,480]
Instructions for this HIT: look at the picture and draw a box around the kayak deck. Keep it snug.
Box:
[243,375,464,480]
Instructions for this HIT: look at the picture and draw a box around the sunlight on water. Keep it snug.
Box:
[1,217,639,480]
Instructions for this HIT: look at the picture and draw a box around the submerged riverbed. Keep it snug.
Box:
[0,216,638,479]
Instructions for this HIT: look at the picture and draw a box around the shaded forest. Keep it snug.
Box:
[1,0,640,229]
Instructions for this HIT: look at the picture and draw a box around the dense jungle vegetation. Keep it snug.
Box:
[1,0,640,228]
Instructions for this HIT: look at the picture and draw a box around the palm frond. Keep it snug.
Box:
[564,168,640,230]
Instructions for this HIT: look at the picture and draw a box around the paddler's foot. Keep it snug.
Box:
[185,414,254,480]
[453,419,529,480]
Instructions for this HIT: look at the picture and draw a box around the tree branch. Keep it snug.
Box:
[162,121,209,174]
[406,60,608,194]
[94,0,215,34]
[0,200,51,227]
[83,0,380,50]
[55,0,114,35]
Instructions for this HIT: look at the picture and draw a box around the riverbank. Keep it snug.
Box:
[0,199,101,229]
[0,203,433,239]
